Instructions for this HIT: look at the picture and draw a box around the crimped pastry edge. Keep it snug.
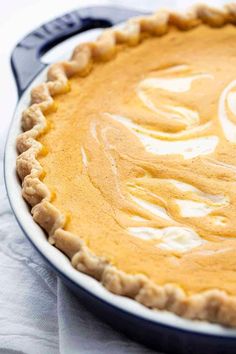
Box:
[15,3,236,327]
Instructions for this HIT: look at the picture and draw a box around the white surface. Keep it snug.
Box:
[0,0,233,353]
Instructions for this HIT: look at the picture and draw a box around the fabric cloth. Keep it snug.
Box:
[0,0,229,352]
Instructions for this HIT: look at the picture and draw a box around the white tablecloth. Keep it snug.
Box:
[0,0,228,352]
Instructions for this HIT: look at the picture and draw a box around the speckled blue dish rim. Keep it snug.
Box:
[4,5,236,353]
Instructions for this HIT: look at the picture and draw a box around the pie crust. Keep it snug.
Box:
[16,3,236,327]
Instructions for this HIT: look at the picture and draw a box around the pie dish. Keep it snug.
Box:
[16,3,236,327]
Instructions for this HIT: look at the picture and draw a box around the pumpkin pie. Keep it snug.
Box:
[16,4,236,326]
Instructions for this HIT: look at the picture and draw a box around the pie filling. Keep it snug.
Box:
[38,24,236,295]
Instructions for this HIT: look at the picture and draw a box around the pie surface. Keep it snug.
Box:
[16,5,236,326]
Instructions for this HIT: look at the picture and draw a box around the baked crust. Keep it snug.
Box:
[16,3,236,327]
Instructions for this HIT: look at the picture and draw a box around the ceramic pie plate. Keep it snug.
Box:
[4,6,236,354]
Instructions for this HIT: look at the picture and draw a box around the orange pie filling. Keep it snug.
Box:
[38,24,236,296]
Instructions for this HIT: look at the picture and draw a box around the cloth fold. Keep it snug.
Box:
[57,281,155,354]
[0,182,59,354]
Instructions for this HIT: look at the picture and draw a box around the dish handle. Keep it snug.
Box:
[11,6,143,97]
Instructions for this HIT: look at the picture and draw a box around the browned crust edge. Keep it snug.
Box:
[16,3,236,327]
